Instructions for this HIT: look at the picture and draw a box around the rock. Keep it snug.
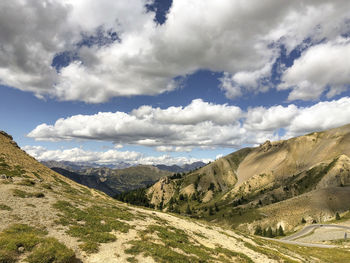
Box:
[0,131,13,140]
[0,174,7,179]
[100,220,106,225]
[17,246,25,253]
[260,140,272,152]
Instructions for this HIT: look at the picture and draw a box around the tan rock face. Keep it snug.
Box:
[147,176,176,206]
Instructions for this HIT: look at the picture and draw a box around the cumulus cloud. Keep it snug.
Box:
[27,98,350,151]
[220,63,273,99]
[28,99,245,149]
[23,145,210,166]
[285,97,350,137]
[279,38,350,101]
[1,0,350,102]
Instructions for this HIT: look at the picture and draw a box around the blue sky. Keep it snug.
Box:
[1,0,350,165]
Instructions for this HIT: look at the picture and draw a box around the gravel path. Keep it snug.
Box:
[282,224,350,241]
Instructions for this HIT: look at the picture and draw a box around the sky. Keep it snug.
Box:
[1,0,350,166]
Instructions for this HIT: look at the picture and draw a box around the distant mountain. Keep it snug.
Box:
[42,160,206,196]
[155,161,206,173]
[48,165,171,196]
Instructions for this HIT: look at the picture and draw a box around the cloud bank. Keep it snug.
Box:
[23,145,210,166]
[1,0,350,102]
[28,97,350,151]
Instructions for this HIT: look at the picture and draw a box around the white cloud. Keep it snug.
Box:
[23,145,211,166]
[279,38,350,101]
[244,104,299,132]
[285,97,350,137]
[2,0,350,102]
[28,98,350,151]
[28,99,245,148]
[220,63,273,99]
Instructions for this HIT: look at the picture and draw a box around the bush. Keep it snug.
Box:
[0,204,12,211]
[301,217,306,224]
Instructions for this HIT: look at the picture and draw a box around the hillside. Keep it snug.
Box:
[1,131,350,262]
[47,165,171,197]
[147,124,350,232]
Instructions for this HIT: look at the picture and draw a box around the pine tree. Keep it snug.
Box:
[209,206,214,215]
[336,212,341,220]
[278,225,285,236]
[267,227,273,237]
[168,204,174,212]
[215,203,219,212]
[254,225,262,236]
[262,228,267,237]
[186,204,192,215]
[173,205,180,214]
[301,217,306,224]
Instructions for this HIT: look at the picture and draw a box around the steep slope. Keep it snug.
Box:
[147,124,350,232]
[47,165,171,196]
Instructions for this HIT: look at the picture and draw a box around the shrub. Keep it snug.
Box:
[0,204,12,211]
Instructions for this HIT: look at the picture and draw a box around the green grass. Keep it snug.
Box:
[126,224,253,263]
[12,189,45,198]
[329,238,350,245]
[16,178,36,186]
[0,203,12,211]
[0,160,26,178]
[0,224,76,263]
[244,239,299,263]
[261,238,350,263]
[53,200,134,253]
[295,158,338,195]
[327,210,350,223]
[27,237,75,263]
[41,183,53,190]
[32,172,43,180]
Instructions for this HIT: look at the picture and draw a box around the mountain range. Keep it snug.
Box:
[41,160,206,197]
[1,129,350,262]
